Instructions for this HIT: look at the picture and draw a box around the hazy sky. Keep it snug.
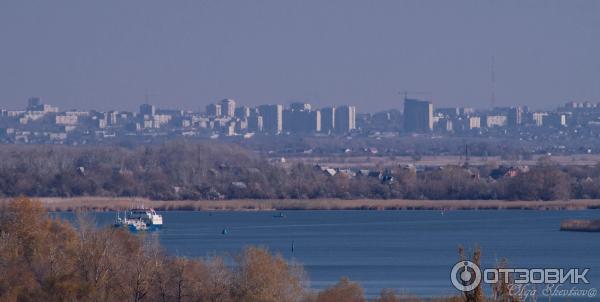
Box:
[1,1,599,112]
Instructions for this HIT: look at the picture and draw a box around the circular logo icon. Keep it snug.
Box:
[451,261,482,292]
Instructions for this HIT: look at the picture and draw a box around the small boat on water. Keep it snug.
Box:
[114,208,163,232]
[273,212,286,218]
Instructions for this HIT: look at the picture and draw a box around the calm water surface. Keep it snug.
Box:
[55,210,600,298]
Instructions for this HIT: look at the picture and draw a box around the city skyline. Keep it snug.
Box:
[1,1,599,112]
[2,87,598,113]
[3,93,599,114]
[0,93,594,152]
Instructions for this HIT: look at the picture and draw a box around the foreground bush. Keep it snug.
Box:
[0,197,308,302]
[314,277,366,302]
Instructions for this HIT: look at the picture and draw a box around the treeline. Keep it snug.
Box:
[0,142,282,200]
[0,142,599,201]
[0,198,462,302]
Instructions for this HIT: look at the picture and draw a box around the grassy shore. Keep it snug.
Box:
[5,197,600,212]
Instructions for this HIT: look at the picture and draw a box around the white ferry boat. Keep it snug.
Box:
[114,208,163,232]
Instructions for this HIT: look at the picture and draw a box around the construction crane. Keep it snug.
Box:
[144,91,159,105]
[398,91,430,101]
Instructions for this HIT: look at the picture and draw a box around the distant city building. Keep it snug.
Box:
[152,114,172,128]
[283,104,321,133]
[460,107,475,116]
[206,103,222,117]
[436,107,460,118]
[507,106,523,127]
[544,113,567,128]
[320,107,335,133]
[247,114,263,132]
[565,101,597,109]
[55,115,78,125]
[225,121,236,136]
[235,106,250,119]
[96,119,107,129]
[467,116,481,129]
[139,104,156,116]
[48,132,67,141]
[313,110,322,133]
[236,118,248,131]
[356,113,372,131]
[335,106,356,133]
[26,97,58,113]
[371,111,392,129]
[65,111,90,117]
[486,115,508,128]
[565,101,580,109]
[289,102,312,111]
[156,109,184,117]
[27,97,41,110]
[435,117,453,132]
[403,98,433,132]
[220,99,236,117]
[258,104,283,133]
[532,112,548,126]
[107,111,118,125]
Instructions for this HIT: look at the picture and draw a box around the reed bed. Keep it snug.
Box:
[5,197,600,212]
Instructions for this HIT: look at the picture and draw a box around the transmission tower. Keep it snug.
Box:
[490,55,496,109]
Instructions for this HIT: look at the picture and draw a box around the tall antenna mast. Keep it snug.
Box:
[490,55,496,109]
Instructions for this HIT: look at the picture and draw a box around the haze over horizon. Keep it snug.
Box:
[1,0,599,113]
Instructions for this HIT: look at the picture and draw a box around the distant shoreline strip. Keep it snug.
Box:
[5,197,600,212]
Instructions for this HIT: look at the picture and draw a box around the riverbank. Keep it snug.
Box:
[8,197,600,212]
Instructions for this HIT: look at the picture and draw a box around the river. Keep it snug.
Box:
[54,209,600,299]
